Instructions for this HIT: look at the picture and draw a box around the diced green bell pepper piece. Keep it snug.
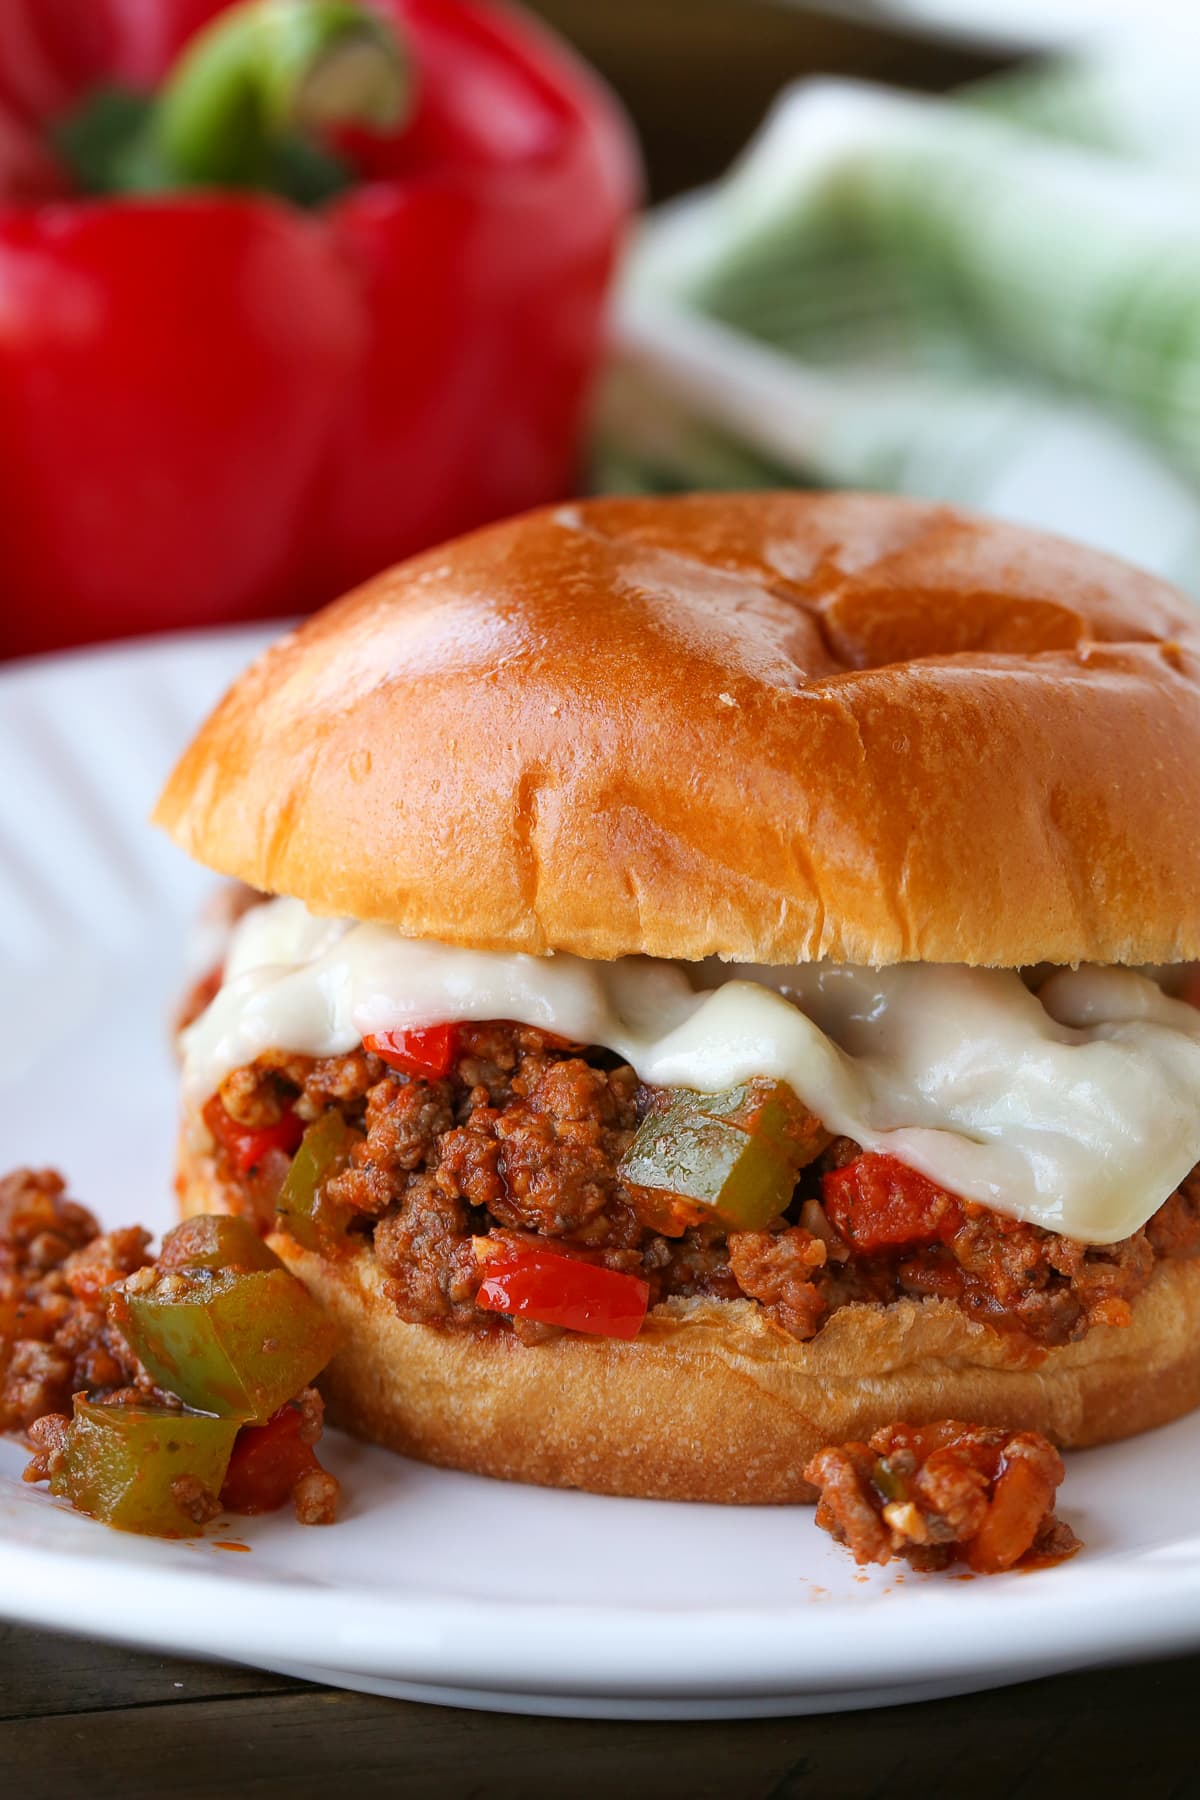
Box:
[51,1399,239,1537]
[871,1457,911,1505]
[618,1078,816,1231]
[159,1213,282,1273]
[111,1267,337,1421]
[275,1110,356,1252]
[680,1080,816,1157]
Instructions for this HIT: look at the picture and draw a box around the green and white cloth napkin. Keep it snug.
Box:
[597,46,1200,592]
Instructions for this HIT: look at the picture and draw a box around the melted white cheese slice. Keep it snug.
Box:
[181,896,1200,1244]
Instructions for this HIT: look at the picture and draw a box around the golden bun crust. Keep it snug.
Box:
[154,492,1200,968]
[178,1140,1200,1502]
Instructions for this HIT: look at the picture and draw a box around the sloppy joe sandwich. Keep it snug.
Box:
[155,492,1200,1504]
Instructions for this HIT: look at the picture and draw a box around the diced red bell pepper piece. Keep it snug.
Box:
[206,1099,305,1178]
[822,1153,963,1255]
[474,1238,650,1340]
[220,1403,318,1515]
[363,1024,459,1080]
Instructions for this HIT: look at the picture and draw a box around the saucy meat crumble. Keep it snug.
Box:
[200,1024,1200,1354]
[805,1421,1079,1573]
[1,1168,340,1534]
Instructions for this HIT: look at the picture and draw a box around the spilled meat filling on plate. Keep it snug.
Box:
[0,1168,341,1535]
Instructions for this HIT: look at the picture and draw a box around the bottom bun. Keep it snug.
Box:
[178,1141,1200,1503]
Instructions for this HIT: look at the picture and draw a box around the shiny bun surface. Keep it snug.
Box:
[155,490,1200,965]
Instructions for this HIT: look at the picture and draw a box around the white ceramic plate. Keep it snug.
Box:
[3,629,1200,1719]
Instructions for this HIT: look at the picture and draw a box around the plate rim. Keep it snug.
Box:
[1,1477,1198,1700]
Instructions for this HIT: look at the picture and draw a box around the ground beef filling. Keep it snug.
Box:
[0,1169,159,1433]
[805,1420,1079,1572]
[207,1024,1200,1350]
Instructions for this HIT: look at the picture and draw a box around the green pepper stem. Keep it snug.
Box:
[155,0,408,189]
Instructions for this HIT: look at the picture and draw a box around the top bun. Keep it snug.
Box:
[154,492,1200,968]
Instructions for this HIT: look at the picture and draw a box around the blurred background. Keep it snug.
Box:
[573,0,1200,598]
[4,0,1200,658]
[528,0,1014,203]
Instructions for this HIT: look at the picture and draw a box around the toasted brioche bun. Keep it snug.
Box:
[154,493,1200,969]
[178,1133,1200,1501]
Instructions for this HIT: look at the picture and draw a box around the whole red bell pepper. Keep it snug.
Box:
[0,0,637,658]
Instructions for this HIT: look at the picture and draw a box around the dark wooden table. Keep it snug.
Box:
[5,1619,1200,1798]
[9,6,1177,1790]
